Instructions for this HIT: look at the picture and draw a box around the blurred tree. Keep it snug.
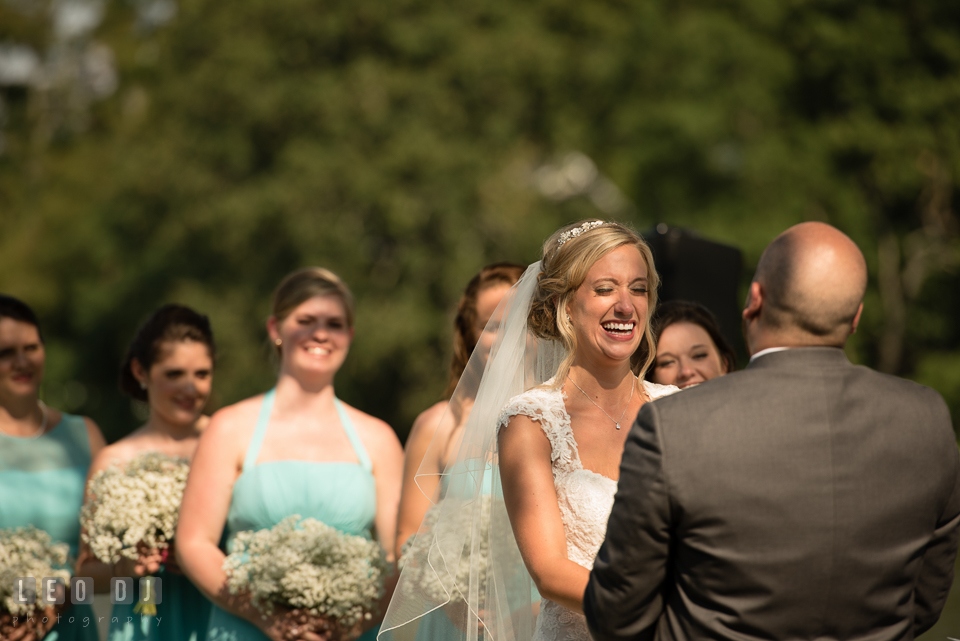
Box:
[1,0,959,447]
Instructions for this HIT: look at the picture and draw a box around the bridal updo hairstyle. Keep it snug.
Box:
[445,262,526,398]
[528,220,660,387]
[271,267,355,355]
[120,304,216,402]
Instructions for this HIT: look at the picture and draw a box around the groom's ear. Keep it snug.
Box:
[742,281,763,322]
[850,302,864,334]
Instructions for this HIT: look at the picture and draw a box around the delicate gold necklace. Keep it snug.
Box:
[567,375,635,430]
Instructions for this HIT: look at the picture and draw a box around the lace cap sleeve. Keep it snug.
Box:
[497,385,580,475]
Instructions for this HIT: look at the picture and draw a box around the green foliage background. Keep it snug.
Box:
[3,0,960,439]
[1,0,960,632]
[2,0,960,437]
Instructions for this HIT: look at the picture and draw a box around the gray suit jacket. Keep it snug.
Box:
[584,347,960,641]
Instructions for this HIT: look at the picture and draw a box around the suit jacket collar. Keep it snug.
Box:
[745,346,851,371]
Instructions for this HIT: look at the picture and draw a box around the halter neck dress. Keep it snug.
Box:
[206,390,380,641]
[0,413,98,641]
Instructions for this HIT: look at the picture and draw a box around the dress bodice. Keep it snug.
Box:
[0,412,98,641]
[0,413,90,558]
[225,389,377,544]
[497,379,678,641]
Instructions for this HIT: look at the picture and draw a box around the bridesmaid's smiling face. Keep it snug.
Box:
[270,295,354,381]
[651,321,728,389]
[133,339,213,427]
[0,317,45,401]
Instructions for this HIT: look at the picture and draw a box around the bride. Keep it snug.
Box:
[498,220,677,640]
[380,220,677,641]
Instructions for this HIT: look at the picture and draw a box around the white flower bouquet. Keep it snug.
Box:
[79,451,189,566]
[398,494,492,604]
[0,526,71,617]
[223,515,388,630]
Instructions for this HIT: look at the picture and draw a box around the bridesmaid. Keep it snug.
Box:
[392,263,524,641]
[395,262,525,557]
[0,294,105,641]
[649,300,736,389]
[77,304,216,641]
[176,267,404,641]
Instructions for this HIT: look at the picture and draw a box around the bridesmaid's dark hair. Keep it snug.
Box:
[446,262,525,399]
[120,304,216,402]
[0,294,42,341]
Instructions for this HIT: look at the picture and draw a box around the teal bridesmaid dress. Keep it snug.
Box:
[0,413,99,641]
[206,390,382,641]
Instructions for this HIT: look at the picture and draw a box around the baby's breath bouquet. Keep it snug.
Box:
[80,451,189,616]
[80,451,189,566]
[0,526,71,617]
[398,494,492,604]
[223,515,388,630]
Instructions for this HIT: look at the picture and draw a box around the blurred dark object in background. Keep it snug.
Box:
[644,224,745,364]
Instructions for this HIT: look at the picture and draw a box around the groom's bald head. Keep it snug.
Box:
[747,222,867,348]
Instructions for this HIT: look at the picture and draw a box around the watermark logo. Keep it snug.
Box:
[7,577,164,631]
[12,577,36,605]
[139,577,161,607]
[72,577,94,604]
[11,576,161,606]
[111,577,134,605]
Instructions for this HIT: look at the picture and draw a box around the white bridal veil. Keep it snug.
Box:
[379,262,563,641]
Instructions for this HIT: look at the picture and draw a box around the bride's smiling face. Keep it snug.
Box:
[567,245,649,366]
[269,295,354,379]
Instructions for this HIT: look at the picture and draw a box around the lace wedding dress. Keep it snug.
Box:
[497,379,678,641]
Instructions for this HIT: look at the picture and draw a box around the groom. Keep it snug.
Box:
[584,222,960,641]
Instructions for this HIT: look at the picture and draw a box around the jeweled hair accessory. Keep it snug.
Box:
[557,220,607,246]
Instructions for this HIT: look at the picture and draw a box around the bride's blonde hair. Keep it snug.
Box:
[528,220,659,387]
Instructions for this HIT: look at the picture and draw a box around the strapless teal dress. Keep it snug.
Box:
[206,390,381,641]
[0,413,98,641]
